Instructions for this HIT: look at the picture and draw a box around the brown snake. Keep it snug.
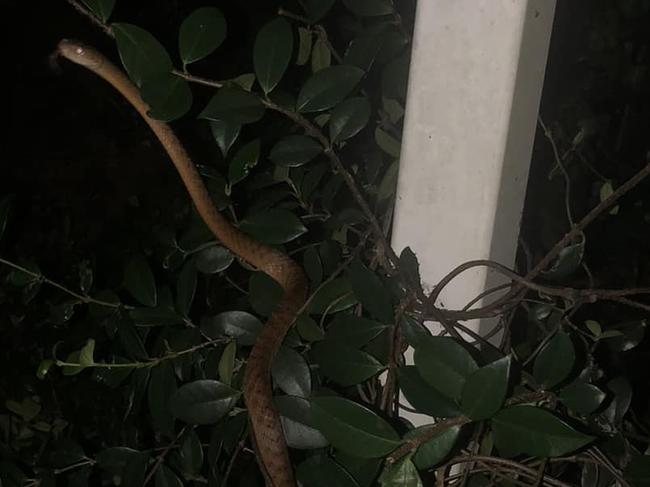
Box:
[57,39,306,487]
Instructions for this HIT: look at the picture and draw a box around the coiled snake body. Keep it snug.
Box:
[57,39,306,487]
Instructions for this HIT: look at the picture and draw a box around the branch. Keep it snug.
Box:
[65,0,114,37]
[0,256,125,309]
[387,391,551,464]
[424,159,650,320]
[143,428,186,486]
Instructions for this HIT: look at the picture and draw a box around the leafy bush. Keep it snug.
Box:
[1,1,649,486]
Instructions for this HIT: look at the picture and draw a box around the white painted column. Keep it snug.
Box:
[392,0,556,422]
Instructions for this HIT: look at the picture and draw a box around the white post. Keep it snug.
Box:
[392,0,556,423]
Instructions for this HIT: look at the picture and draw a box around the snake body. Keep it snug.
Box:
[57,39,305,487]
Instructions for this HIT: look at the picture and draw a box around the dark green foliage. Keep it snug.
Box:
[2,2,649,486]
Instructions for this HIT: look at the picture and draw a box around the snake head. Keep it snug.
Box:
[57,39,103,69]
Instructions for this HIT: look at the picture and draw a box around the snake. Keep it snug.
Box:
[57,39,306,487]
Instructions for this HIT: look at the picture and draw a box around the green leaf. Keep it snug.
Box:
[541,240,584,281]
[605,377,633,424]
[306,278,358,314]
[410,425,462,469]
[179,428,204,474]
[0,195,13,241]
[303,247,323,287]
[344,24,389,72]
[311,396,401,458]
[254,18,294,94]
[7,260,40,287]
[375,127,401,157]
[228,139,260,185]
[533,332,575,389]
[327,315,388,347]
[330,97,371,143]
[93,357,133,388]
[218,341,236,386]
[414,337,478,400]
[397,366,460,417]
[170,380,240,424]
[296,27,312,66]
[201,311,263,346]
[210,121,241,157]
[600,180,620,215]
[460,355,511,420]
[311,35,332,72]
[129,307,184,326]
[383,97,405,124]
[80,0,115,22]
[148,362,177,436]
[140,72,192,121]
[377,161,399,202]
[113,23,173,87]
[272,346,311,397]
[36,359,55,380]
[78,260,93,294]
[5,397,41,422]
[297,454,360,487]
[199,88,265,124]
[96,447,149,482]
[335,454,381,487]
[348,260,393,323]
[249,271,284,316]
[116,318,149,360]
[49,300,78,325]
[195,245,233,274]
[302,0,337,21]
[603,320,646,352]
[492,406,595,457]
[179,7,227,65]
[400,316,431,348]
[343,0,394,16]
[379,456,422,487]
[155,465,183,487]
[624,454,650,487]
[297,65,365,113]
[276,396,329,449]
[78,339,95,367]
[175,260,197,316]
[558,380,606,415]
[296,314,325,342]
[381,49,410,100]
[123,255,157,307]
[240,208,307,244]
[313,341,386,386]
[270,135,323,167]
[399,247,422,293]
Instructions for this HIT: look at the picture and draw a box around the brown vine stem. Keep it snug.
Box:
[386,416,472,465]
[526,159,650,280]
[387,391,551,464]
[0,256,125,309]
[261,98,400,271]
[65,0,113,36]
[172,70,223,88]
[143,427,186,486]
[448,456,573,487]
[379,293,415,414]
[425,159,650,321]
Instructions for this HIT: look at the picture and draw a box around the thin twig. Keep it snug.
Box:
[0,256,124,309]
[65,0,114,37]
[143,427,186,486]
